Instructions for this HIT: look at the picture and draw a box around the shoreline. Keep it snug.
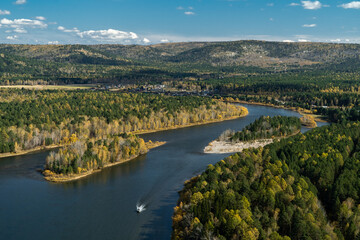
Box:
[0,107,248,160]
[0,144,63,160]
[204,139,273,154]
[224,99,328,123]
[44,141,166,183]
[204,130,301,154]
[131,109,249,136]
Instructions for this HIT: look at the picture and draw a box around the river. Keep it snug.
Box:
[0,104,328,240]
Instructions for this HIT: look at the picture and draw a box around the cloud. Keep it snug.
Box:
[0,18,47,28]
[14,0,26,5]
[303,23,317,27]
[290,3,300,6]
[301,1,323,9]
[57,26,80,33]
[48,41,59,44]
[143,38,151,43]
[35,16,46,21]
[0,10,11,15]
[160,39,169,43]
[184,11,195,15]
[283,40,295,42]
[339,1,360,9]
[6,35,18,40]
[77,29,139,42]
[13,27,27,33]
[177,6,184,10]
[267,3,274,7]
[330,39,341,42]
[298,39,310,42]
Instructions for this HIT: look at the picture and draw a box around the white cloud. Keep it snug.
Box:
[269,18,274,21]
[0,18,47,28]
[0,10,11,15]
[339,1,360,9]
[177,6,184,10]
[301,1,323,9]
[330,39,341,42]
[35,16,46,21]
[188,6,194,10]
[13,27,27,33]
[184,11,195,15]
[77,29,139,42]
[290,3,300,6]
[298,39,310,42]
[57,26,80,33]
[302,23,317,27]
[283,40,295,42]
[143,38,151,43]
[6,35,18,40]
[48,41,59,44]
[14,0,26,5]
[160,39,169,43]
[267,3,274,7]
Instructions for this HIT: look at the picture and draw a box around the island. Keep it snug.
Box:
[204,116,301,153]
[43,134,166,182]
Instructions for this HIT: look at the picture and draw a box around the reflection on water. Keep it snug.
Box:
[60,155,148,190]
[0,104,330,240]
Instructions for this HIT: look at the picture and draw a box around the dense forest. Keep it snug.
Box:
[172,122,360,239]
[43,133,148,180]
[228,116,301,142]
[1,41,360,124]
[0,89,247,155]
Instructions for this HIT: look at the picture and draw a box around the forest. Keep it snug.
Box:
[0,89,247,169]
[43,133,149,181]
[1,41,360,124]
[172,122,360,239]
[228,116,301,142]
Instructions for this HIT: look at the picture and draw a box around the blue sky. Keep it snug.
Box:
[0,0,359,44]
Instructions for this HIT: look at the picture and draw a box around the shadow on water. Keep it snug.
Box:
[58,154,148,189]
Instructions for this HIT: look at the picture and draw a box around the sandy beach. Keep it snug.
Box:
[204,139,273,154]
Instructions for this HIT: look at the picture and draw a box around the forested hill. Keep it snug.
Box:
[1,41,360,84]
[172,122,360,239]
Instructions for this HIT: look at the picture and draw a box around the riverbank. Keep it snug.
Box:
[43,141,166,183]
[0,106,247,160]
[205,128,301,154]
[131,107,249,136]
[223,99,328,123]
[204,139,273,154]
[0,144,63,159]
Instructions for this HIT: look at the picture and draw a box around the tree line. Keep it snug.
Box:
[172,122,360,239]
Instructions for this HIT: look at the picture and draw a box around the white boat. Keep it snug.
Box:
[136,204,146,213]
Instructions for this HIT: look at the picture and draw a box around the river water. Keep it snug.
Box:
[0,104,328,240]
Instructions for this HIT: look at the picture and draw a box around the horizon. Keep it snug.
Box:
[1,38,360,46]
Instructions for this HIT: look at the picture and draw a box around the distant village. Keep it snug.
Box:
[95,83,213,97]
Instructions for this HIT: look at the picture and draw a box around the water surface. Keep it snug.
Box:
[0,104,328,240]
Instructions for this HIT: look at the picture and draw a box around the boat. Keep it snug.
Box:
[136,204,146,213]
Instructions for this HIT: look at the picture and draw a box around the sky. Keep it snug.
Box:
[0,0,359,45]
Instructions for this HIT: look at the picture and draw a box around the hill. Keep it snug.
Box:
[1,41,360,85]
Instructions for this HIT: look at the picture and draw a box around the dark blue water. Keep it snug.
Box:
[0,104,328,240]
